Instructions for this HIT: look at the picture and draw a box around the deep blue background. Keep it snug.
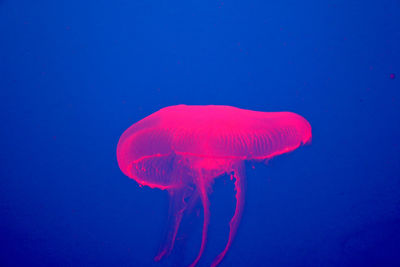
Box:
[1,0,399,266]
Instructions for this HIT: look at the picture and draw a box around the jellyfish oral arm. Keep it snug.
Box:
[211,162,246,267]
[188,174,211,267]
[154,187,189,261]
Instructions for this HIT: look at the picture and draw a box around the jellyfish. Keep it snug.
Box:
[116,105,312,266]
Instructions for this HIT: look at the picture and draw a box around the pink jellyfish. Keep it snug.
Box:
[117,105,312,266]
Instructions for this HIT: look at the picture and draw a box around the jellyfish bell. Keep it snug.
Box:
[117,105,311,266]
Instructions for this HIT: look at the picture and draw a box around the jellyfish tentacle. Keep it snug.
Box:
[154,187,191,261]
[211,163,246,267]
[189,176,211,267]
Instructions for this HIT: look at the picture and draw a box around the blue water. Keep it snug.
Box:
[1,1,399,266]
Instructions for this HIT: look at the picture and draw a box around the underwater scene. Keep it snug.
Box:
[1,0,399,266]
